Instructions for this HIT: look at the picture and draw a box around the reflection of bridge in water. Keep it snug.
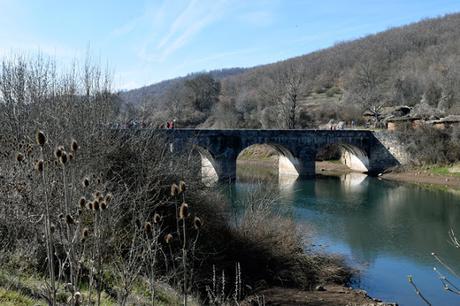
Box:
[133,129,401,182]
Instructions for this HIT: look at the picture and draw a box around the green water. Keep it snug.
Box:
[226,173,460,305]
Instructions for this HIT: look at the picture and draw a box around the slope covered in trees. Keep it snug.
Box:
[121,13,460,129]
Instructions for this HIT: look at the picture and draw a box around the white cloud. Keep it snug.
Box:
[138,0,230,62]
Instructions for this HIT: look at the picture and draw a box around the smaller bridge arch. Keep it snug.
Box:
[339,144,369,172]
[316,143,370,173]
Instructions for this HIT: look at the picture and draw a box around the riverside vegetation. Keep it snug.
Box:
[0,54,357,305]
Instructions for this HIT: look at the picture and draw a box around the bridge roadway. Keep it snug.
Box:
[125,128,399,182]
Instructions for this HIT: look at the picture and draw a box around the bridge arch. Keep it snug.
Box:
[237,143,300,178]
[316,143,369,173]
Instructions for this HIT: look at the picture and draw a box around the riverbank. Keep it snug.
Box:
[380,166,460,191]
[242,285,396,306]
[317,161,460,191]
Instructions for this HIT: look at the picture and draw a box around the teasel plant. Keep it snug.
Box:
[179,201,190,306]
[89,183,111,306]
[35,129,57,305]
[57,143,78,304]
[205,263,243,306]
[167,180,205,306]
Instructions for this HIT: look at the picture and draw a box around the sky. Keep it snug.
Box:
[1,0,460,90]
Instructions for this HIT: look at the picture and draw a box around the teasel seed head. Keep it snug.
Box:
[94,191,101,199]
[82,227,90,238]
[70,139,79,152]
[93,200,100,211]
[54,146,64,158]
[165,233,173,244]
[58,213,64,220]
[66,214,74,225]
[144,222,153,236]
[77,209,82,215]
[35,130,46,146]
[153,213,161,224]
[86,201,93,210]
[178,180,187,193]
[50,224,56,233]
[68,152,74,161]
[79,197,86,208]
[35,159,44,173]
[16,152,24,162]
[179,202,189,220]
[100,201,107,210]
[59,152,68,165]
[105,193,113,204]
[170,183,179,197]
[98,195,104,203]
[193,216,202,230]
[82,177,90,188]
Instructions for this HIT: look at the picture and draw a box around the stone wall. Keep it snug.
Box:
[372,131,411,166]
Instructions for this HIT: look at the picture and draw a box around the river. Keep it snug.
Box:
[224,171,460,305]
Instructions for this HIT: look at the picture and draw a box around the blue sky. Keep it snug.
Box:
[1,0,460,90]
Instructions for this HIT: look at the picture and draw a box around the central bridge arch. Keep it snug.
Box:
[237,143,301,179]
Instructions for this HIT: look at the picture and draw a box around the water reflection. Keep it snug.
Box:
[228,173,460,305]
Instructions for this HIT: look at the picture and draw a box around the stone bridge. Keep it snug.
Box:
[131,129,402,182]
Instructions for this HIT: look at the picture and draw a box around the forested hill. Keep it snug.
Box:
[119,67,247,105]
[120,13,460,129]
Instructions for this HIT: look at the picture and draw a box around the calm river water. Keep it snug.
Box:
[224,173,460,306]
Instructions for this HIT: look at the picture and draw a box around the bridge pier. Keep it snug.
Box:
[215,156,237,182]
[292,152,316,178]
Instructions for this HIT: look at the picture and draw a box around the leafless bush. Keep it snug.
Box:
[395,125,460,165]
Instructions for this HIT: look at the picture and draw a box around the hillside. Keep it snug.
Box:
[120,13,460,129]
[119,67,247,105]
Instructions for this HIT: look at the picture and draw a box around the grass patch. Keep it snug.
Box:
[0,269,187,306]
[0,287,44,306]
[430,165,460,177]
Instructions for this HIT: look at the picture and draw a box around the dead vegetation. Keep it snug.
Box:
[0,53,354,305]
